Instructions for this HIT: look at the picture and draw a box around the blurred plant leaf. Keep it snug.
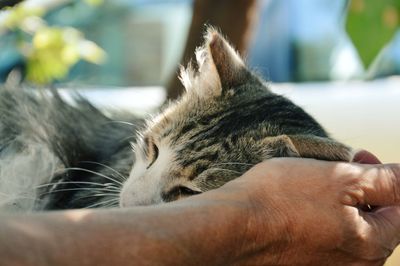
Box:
[1,0,106,85]
[4,5,44,29]
[24,26,106,84]
[78,40,106,64]
[26,48,71,84]
[84,0,103,7]
[346,0,400,67]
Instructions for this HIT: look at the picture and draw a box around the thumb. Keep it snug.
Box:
[368,206,400,249]
[344,164,400,207]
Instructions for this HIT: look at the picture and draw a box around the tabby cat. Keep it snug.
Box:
[0,29,352,212]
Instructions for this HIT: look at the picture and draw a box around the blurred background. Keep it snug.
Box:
[0,0,399,263]
[1,0,400,88]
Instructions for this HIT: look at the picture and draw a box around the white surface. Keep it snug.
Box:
[59,86,166,114]
[271,78,399,162]
[66,79,399,162]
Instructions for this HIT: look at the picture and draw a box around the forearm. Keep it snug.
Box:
[0,188,282,266]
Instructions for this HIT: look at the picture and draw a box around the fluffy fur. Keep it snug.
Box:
[0,29,353,212]
[0,89,141,211]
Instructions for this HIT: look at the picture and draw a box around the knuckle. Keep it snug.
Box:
[350,227,392,262]
[342,165,400,206]
[335,163,364,187]
[342,187,364,206]
[352,226,370,244]
[384,165,400,203]
[341,211,394,263]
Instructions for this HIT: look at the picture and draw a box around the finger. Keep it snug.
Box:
[368,206,400,248]
[342,164,400,206]
[352,150,382,164]
[351,150,382,211]
[374,206,400,223]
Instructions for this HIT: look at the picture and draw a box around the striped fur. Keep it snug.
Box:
[0,29,352,211]
[120,29,352,206]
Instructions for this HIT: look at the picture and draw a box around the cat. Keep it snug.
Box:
[0,28,353,212]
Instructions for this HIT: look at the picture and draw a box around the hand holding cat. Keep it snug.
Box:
[1,151,399,266]
[223,150,400,265]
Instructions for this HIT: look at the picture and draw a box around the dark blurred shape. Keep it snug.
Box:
[0,0,23,10]
[165,0,258,100]
[249,0,364,82]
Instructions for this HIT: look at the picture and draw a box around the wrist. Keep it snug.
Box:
[214,163,303,266]
[167,189,249,265]
[185,183,290,265]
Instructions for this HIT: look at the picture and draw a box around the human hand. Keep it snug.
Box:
[222,151,400,265]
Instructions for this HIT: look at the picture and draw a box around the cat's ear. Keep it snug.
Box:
[205,29,248,89]
[261,135,352,161]
[179,28,249,98]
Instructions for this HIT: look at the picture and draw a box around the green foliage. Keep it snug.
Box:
[84,0,104,6]
[25,27,105,84]
[4,5,44,29]
[1,0,106,85]
[347,0,400,67]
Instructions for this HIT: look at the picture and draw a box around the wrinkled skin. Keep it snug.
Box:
[226,150,399,265]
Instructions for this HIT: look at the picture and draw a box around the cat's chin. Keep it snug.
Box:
[119,194,133,208]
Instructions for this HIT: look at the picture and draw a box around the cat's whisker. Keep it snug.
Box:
[38,187,120,197]
[63,168,124,186]
[98,203,119,209]
[83,193,119,198]
[119,135,136,144]
[101,202,119,208]
[106,198,120,204]
[73,193,120,201]
[80,161,127,182]
[84,198,120,209]
[46,187,122,195]
[35,181,116,189]
[107,120,136,127]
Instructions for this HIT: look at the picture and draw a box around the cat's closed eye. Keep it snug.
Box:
[144,136,159,169]
[163,186,201,202]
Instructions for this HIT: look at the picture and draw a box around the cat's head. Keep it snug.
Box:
[119,29,274,206]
